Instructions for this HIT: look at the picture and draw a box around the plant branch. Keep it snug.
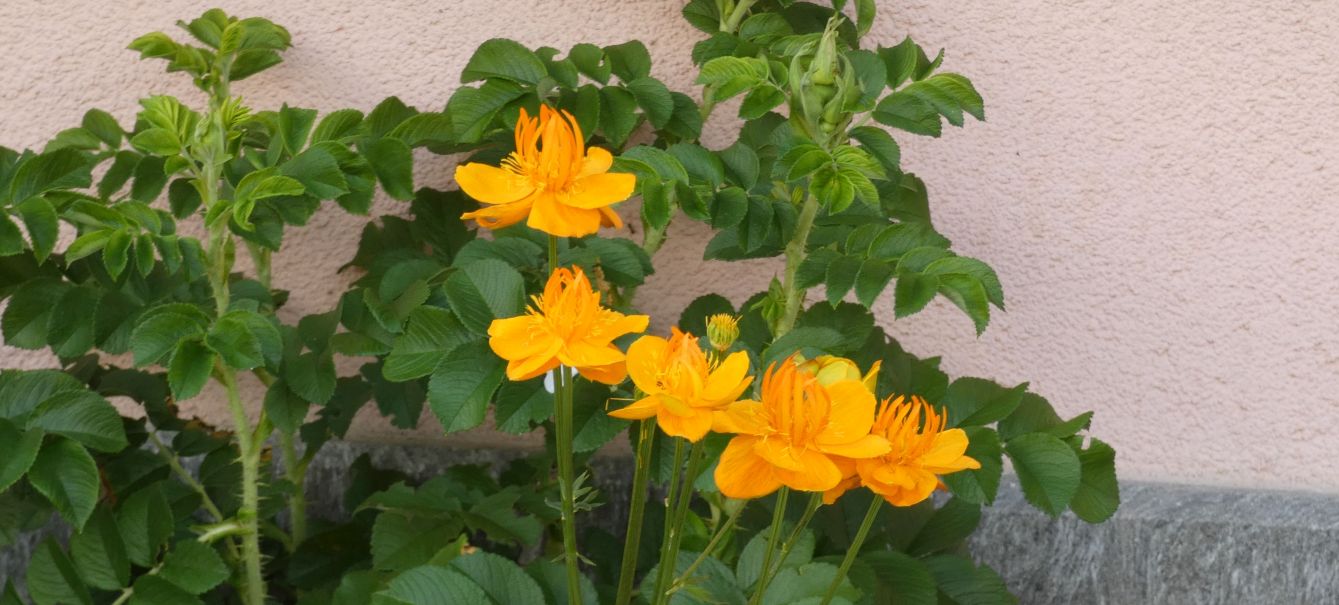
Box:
[775,194,821,338]
[615,419,657,605]
[748,487,790,605]
[819,497,883,605]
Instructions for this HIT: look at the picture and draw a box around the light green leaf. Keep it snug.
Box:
[8,148,92,203]
[696,56,769,100]
[427,341,505,433]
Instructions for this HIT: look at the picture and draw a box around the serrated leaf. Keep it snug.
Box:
[450,551,546,604]
[444,259,525,335]
[158,540,229,594]
[366,137,415,201]
[462,38,546,84]
[0,419,42,492]
[384,307,471,382]
[1070,438,1120,523]
[129,575,202,605]
[942,377,1027,427]
[605,40,652,81]
[372,513,463,572]
[27,390,128,453]
[940,427,1003,505]
[117,483,173,567]
[70,508,130,590]
[937,273,991,335]
[26,540,92,605]
[29,438,100,529]
[427,341,505,433]
[1005,433,1081,516]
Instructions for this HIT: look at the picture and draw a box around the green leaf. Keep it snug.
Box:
[263,379,309,435]
[937,273,991,335]
[27,390,128,453]
[312,109,365,143]
[738,526,815,589]
[781,145,831,182]
[130,305,210,367]
[18,197,58,262]
[849,126,901,173]
[427,341,505,433]
[445,259,525,335]
[462,39,546,84]
[762,562,858,605]
[450,551,546,604]
[605,40,652,81]
[103,229,132,278]
[493,379,553,434]
[942,377,1027,427]
[998,393,1092,441]
[599,86,639,148]
[168,339,214,400]
[129,128,180,155]
[117,484,174,567]
[366,137,415,201]
[447,80,527,144]
[128,575,202,605]
[626,77,674,128]
[0,213,23,257]
[873,94,941,137]
[1005,433,1082,516]
[854,259,894,307]
[0,420,42,492]
[26,540,92,605]
[70,507,130,590]
[29,438,100,529]
[697,56,769,100]
[740,84,786,120]
[568,43,611,83]
[205,318,263,370]
[824,254,863,305]
[642,552,742,605]
[82,109,123,147]
[861,551,937,604]
[281,146,349,200]
[893,272,938,317]
[158,540,229,594]
[376,566,486,605]
[384,307,470,381]
[130,155,169,203]
[1070,438,1120,523]
[940,427,1003,505]
[922,555,1015,605]
[372,512,463,572]
[286,351,337,404]
[8,148,92,203]
[761,326,846,368]
[907,498,981,556]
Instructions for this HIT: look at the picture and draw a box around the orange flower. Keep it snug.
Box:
[456,105,635,237]
[487,266,648,384]
[830,396,980,506]
[608,328,752,442]
[711,357,890,499]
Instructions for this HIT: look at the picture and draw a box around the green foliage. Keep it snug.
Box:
[0,4,1119,605]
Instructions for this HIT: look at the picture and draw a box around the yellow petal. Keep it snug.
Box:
[819,434,890,459]
[598,206,624,229]
[712,401,766,435]
[816,380,877,446]
[528,192,601,237]
[608,396,660,420]
[605,313,650,339]
[487,316,548,360]
[578,147,614,177]
[701,351,752,404]
[506,354,561,382]
[626,335,669,395]
[455,163,534,205]
[577,360,628,385]
[918,429,981,472]
[715,437,784,500]
[565,172,637,209]
[559,340,625,369]
[460,197,534,230]
[775,448,842,492]
[657,409,713,442]
[753,438,806,471]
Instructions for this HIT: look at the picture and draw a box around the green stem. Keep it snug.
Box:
[650,439,686,604]
[775,194,820,338]
[145,431,239,562]
[615,420,657,605]
[554,363,583,605]
[721,0,759,32]
[220,367,266,605]
[748,487,790,605]
[246,242,272,291]
[279,433,307,548]
[819,497,883,605]
[669,500,745,594]
[655,442,706,605]
[760,493,822,589]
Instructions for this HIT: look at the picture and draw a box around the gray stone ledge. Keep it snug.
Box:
[4,441,1338,604]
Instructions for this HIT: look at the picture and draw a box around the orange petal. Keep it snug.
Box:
[625,335,669,395]
[528,192,601,237]
[715,436,784,500]
[775,448,843,492]
[609,396,660,420]
[754,438,805,471]
[712,401,766,435]
[577,360,628,385]
[559,340,626,369]
[816,380,877,447]
[460,198,533,230]
[657,409,713,442]
[819,434,891,459]
[578,147,614,177]
[487,316,549,360]
[565,172,637,209]
[506,354,561,382]
[598,206,624,229]
[455,163,534,205]
[701,351,752,404]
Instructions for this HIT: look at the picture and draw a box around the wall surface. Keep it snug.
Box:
[1,0,1336,492]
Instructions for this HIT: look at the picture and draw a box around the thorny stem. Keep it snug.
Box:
[254,369,308,550]
[775,194,821,338]
[819,497,883,605]
[615,419,657,605]
[748,487,790,605]
[145,431,240,561]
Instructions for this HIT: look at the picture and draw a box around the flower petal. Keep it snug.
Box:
[626,335,669,395]
[578,147,614,177]
[559,340,626,369]
[460,197,534,230]
[455,162,533,205]
[701,351,752,404]
[608,396,660,420]
[598,206,624,229]
[919,429,981,473]
[819,434,891,459]
[658,409,713,442]
[816,380,877,447]
[565,172,637,209]
[712,401,766,435]
[715,436,784,500]
[775,448,843,492]
[488,315,548,360]
[528,192,602,237]
[506,354,561,382]
[576,360,628,385]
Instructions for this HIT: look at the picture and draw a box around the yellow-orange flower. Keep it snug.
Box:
[829,396,981,506]
[608,328,752,442]
[456,105,635,237]
[711,357,890,499]
[798,355,880,392]
[487,266,648,384]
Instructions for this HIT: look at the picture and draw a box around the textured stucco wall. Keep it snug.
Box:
[1,1,1336,492]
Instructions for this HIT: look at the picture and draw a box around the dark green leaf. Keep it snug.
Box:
[427,341,505,433]
[604,40,652,81]
[462,39,546,84]
[384,307,471,382]
[117,483,173,567]
[128,575,202,605]
[29,438,100,529]
[26,540,92,605]
[940,427,1003,505]
[167,339,213,401]
[27,390,127,453]
[366,137,415,201]
[1070,438,1119,523]
[942,377,1027,427]
[70,508,130,590]
[445,259,525,335]
[159,540,229,594]
[450,551,546,604]
[1005,433,1082,516]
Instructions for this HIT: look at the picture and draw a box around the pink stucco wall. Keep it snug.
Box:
[2,1,1336,491]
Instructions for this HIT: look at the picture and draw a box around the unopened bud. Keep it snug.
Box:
[706,314,740,352]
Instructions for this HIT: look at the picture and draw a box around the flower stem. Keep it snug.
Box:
[615,420,657,605]
[775,194,821,338]
[554,363,583,605]
[650,439,685,604]
[819,497,883,605]
[669,500,745,594]
[758,492,823,590]
[654,442,706,604]
[748,487,790,605]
